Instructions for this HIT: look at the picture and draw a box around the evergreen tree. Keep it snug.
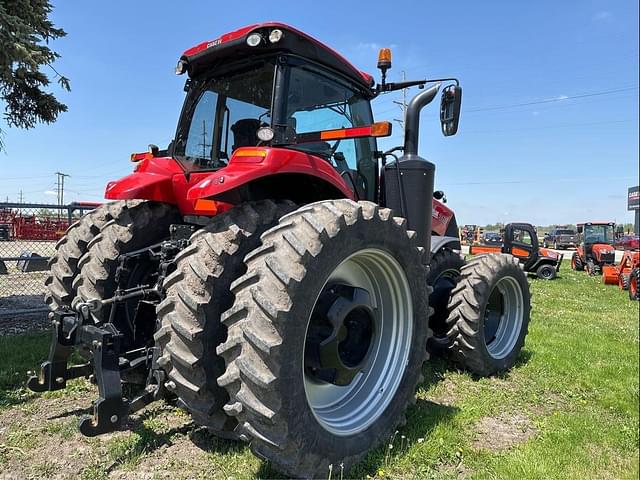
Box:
[0,0,69,151]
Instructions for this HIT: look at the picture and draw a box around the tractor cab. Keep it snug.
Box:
[170,23,382,202]
[573,222,616,273]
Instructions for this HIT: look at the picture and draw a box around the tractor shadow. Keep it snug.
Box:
[103,405,247,474]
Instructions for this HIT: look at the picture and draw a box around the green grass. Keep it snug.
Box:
[0,268,638,479]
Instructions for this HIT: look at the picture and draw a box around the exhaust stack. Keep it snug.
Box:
[383,84,440,262]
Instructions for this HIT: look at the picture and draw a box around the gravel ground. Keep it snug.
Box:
[0,295,49,336]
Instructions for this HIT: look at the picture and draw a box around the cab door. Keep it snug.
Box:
[503,223,539,271]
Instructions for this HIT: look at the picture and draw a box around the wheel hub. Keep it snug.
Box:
[306,285,375,386]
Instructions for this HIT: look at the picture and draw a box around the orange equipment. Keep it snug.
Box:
[602,249,640,288]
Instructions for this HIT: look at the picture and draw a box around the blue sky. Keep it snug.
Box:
[1,0,638,226]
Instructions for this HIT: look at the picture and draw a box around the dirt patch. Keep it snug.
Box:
[0,388,245,479]
[472,413,536,451]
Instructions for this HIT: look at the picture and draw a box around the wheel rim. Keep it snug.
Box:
[540,267,554,279]
[303,248,413,437]
[483,276,524,359]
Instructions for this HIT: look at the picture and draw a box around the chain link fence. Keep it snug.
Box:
[0,202,98,325]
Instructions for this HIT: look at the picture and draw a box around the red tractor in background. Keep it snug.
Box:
[571,222,616,275]
[29,23,531,478]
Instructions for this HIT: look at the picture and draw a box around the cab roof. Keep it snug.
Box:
[181,22,375,91]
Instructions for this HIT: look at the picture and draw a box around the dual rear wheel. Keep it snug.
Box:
[427,251,531,376]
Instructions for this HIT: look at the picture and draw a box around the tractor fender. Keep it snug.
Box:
[186,147,354,201]
[431,235,461,254]
[104,157,181,204]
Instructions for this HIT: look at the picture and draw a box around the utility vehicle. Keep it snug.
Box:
[469,222,562,280]
[30,23,531,478]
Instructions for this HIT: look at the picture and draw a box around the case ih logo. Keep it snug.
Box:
[206,38,222,48]
[629,186,639,211]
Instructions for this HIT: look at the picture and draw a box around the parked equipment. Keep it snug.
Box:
[602,249,640,297]
[459,224,482,245]
[29,23,531,478]
[470,222,562,279]
[571,222,616,275]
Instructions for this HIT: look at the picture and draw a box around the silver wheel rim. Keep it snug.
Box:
[303,248,413,437]
[484,276,524,359]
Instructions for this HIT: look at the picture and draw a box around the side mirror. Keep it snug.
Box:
[148,144,160,156]
[440,84,462,136]
[433,190,447,203]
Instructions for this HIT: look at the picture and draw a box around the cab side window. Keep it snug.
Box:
[513,228,533,246]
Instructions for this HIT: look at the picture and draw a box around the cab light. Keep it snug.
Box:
[257,126,275,141]
[232,148,268,163]
[246,33,263,47]
[377,48,392,70]
[130,152,148,162]
[175,59,188,75]
[269,29,284,43]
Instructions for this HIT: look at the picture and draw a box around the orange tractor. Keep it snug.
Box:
[571,222,616,275]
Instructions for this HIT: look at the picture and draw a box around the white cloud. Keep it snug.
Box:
[556,95,569,101]
[356,42,398,51]
[44,190,57,196]
[593,11,613,21]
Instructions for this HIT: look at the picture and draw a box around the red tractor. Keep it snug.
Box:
[29,23,531,478]
[571,222,616,275]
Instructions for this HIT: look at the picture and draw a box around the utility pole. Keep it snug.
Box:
[55,172,70,220]
[55,172,70,207]
[18,190,23,214]
[393,70,408,133]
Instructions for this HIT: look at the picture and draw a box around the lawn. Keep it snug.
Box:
[0,268,638,479]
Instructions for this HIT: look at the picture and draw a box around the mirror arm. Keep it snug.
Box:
[375,77,459,95]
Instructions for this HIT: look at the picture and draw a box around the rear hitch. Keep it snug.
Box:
[29,231,190,436]
[27,307,165,437]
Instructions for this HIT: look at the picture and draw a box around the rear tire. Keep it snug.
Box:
[629,269,639,301]
[73,201,180,323]
[427,248,465,352]
[445,254,531,376]
[217,200,429,478]
[536,263,556,280]
[45,202,126,309]
[155,200,295,437]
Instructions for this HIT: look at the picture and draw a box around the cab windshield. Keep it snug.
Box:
[173,61,275,171]
[584,224,615,244]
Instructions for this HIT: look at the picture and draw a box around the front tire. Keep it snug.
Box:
[217,200,429,478]
[536,263,556,280]
[446,254,531,376]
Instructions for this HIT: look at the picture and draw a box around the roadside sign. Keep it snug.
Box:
[629,186,639,211]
